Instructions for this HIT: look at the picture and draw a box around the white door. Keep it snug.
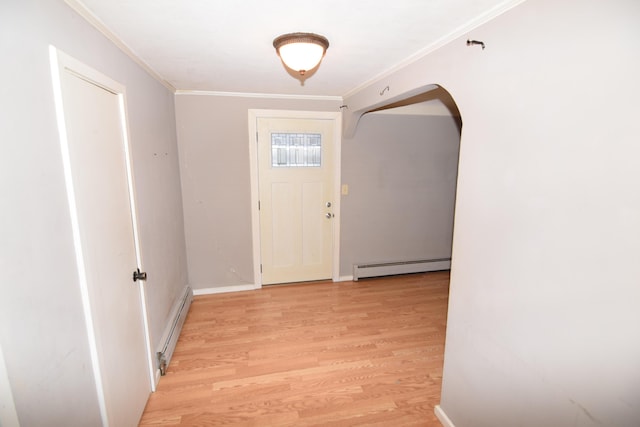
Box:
[54,52,150,426]
[257,117,335,284]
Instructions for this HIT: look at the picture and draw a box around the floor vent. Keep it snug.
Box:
[157,286,192,376]
[353,258,451,281]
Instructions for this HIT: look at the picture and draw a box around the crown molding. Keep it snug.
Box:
[64,0,525,101]
[64,0,176,92]
[175,90,343,102]
[342,0,527,99]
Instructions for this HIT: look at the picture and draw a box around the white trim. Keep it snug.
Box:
[176,90,342,102]
[331,115,342,282]
[138,283,155,391]
[63,0,523,100]
[116,86,156,393]
[248,112,262,288]
[337,275,354,283]
[193,284,260,296]
[63,0,175,92]
[0,342,20,427]
[248,109,342,286]
[342,0,527,99]
[435,405,456,427]
[49,46,155,423]
[49,46,109,427]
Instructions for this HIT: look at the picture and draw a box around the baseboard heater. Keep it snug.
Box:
[353,258,451,281]
[157,286,193,376]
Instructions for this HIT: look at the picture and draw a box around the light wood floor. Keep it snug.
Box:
[139,271,449,426]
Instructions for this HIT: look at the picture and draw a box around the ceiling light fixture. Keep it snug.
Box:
[273,32,329,76]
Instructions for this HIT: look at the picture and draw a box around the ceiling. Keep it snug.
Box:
[70,0,518,98]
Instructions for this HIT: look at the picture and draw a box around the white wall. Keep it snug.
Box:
[175,94,341,290]
[344,0,640,425]
[0,342,19,427]
[0,0,188,424]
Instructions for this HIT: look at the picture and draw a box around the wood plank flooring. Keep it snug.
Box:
[139,271,449,426]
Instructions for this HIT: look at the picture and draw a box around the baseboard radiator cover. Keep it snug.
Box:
[157,286,193,376]
[352,258,451,281]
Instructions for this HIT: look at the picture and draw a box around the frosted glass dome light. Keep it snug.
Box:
[273,33,329,76]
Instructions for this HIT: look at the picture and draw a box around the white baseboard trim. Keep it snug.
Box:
[435,405,455,427]
[336,275,354,282]
[193,284,260,296]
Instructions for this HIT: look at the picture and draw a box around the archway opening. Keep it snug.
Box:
[341,84,463,280]
[368,86,462,132]
[340,84,463,422]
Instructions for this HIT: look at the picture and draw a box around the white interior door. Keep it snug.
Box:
[257,117,335,284]
[53,50,150,426]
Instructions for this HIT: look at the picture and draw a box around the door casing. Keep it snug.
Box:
[248,109,342,287]
[49,46,155,425]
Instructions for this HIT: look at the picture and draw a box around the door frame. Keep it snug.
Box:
[248,109,342,287]
[49,46,156,419]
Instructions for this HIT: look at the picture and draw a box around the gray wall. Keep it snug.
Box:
[175,94,341,289]
[176,95,459,288]
[344,0,640,425]
[340,113,460,276]
[0,0,188,425]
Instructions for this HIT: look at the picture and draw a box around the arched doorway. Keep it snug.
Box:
[340,85,462,280]
[341,84,463,424]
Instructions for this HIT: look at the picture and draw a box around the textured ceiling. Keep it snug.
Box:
[70,0,520,97]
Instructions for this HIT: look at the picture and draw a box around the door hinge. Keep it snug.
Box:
[260,264,262,273]
[258,200,261,210]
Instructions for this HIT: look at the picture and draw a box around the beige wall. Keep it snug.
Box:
[0,0,188,424]
[175,94,341,289]
[345,0,640,425]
